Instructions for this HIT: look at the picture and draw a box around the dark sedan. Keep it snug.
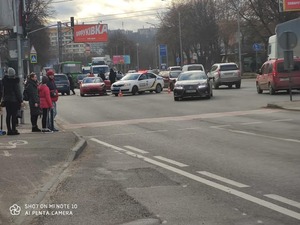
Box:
[173,71,213,101]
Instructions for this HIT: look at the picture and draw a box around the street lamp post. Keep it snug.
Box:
[136,43,139,71]
[237,3,242,74]
[179,12,183,67]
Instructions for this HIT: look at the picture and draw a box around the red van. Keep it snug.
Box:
[256,58,300,94]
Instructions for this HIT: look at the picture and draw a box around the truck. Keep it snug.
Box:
[268,17,300,60]
[91,55,112,66]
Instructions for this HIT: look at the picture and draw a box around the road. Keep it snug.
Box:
[33,79,300,225]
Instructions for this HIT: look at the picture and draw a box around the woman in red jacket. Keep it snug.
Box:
[39,76,53,133]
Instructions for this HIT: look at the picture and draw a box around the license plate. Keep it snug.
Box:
[186,90,196,93]
[57,85,63,88]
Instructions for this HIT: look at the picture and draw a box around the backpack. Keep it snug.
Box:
[23,87,29,101]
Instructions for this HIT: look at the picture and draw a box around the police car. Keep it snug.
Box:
[111,71,164,96]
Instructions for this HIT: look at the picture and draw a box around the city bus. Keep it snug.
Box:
[53,61,83,87]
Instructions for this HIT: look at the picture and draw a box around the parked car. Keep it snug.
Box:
[80,77,107,97]
[256,58,300,94]
[207,63,241,89]
[159,70,181,90]
[173,70,213,101]
[54,74,70,95]
[182,64,205,72]
[111,72,164,96]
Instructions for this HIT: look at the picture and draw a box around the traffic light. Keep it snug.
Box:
[70,17,74,28]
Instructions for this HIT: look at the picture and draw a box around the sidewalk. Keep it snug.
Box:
[0,107,86,225]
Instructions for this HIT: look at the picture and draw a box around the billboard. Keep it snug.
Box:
[113,55,131,64]
[73,24,108,43]
[279,0,300,12]
[0,0,15,29]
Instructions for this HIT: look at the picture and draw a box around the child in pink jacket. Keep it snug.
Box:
[39,76,53,133]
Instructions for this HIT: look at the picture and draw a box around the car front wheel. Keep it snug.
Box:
[269,83,275,95]
[155,84,162,93]
[132,86,138,95]
[256,83,263,94]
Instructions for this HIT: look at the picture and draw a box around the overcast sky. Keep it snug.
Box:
[50,0,169,31]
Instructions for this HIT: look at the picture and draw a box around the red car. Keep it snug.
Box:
[80,77,108,97]
[256,58,300,94]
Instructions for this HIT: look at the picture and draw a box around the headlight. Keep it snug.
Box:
[123,83,131,87]
[174,85,184,89]
[198,84,207,88]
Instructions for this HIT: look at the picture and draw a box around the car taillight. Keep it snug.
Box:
[237,70,241,77]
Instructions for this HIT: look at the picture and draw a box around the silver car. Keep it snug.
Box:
[207,63,241,89]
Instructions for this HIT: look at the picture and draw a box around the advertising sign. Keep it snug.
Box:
[0,0,14,29]
[113,55,131,64]
[74,24,108,43]
[279,0,300,12]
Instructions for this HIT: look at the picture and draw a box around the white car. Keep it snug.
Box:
[111,72,164,96]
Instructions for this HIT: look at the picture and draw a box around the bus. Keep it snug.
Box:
[53,61,83,87]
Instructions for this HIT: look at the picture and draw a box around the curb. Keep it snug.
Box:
[266,103,300,111]
[67,131,87,162]
[119,218,161,225]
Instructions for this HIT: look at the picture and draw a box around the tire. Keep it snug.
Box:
[114,93,118,96]
[132,86,138,95]
[206,94,211,99]
[67,91,70,95]
[174,97,179,101]
[155,84,162,93]
[256,83,263,94]
[236,82,241,89]
[228,84,232,89]
[80,93,84,97]
[268,83,275,95]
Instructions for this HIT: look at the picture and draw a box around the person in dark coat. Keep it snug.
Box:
[99,73,106,81]
[67,73,75,95]
[25,72,41,132]
[2,68,23,135]
[109,68,116,84]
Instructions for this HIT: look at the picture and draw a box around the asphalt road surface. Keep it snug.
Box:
[34,79,300,225]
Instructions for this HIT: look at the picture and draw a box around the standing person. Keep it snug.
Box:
[99,72,106,81]
[46,70,59,132]
[2,68,23,135]
[67,73,75,95]
[109,68,116,84]
[26,72,41,132]
[39,76,53,133]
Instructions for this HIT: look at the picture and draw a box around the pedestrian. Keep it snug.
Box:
[46,70,59,132]
[39,76,53,133]
[25,72,41,132]
[109,68,116,84]
[67,73,75,95]
[99,72,106,81]
[2,67,23,135]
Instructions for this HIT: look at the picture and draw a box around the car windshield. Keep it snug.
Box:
[178,72,207,81]
[54,75,67,81]
[121,73,140,80]
[220,64,238,71]
[77,74,87,80]
[92,67,109,74]
[83,77,96,83]
[169,71,181,78]
[187,65,203,71]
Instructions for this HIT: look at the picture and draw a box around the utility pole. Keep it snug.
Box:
[179,12,183,67]
[57,21,62,63]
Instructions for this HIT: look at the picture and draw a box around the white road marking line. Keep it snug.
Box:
[154,156,189,167]
[209,125,231,129]
[124,146,149,154]
[63,109,280,129]
[90,138,300,221]
[178,127,202,131]
[265,194,300,209]
[272,119,293,122]
[3,151,12,157]
[196,171,250,188]
[211,127,300,143]
[240,122,263,125]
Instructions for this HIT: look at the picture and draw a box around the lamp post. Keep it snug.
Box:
[178,12,183,67]
[237,3,242,74]
[136,43,139,71]
[146,22,158,69]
